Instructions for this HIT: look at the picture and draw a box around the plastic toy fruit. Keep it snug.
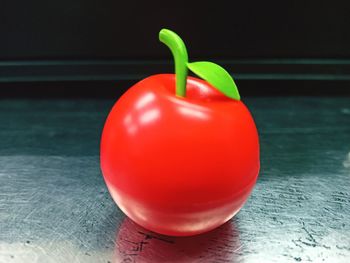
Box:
[100,29,260,236]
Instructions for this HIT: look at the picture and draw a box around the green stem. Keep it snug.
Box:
[159,29,188,97]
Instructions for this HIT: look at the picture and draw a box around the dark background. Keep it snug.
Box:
[0,0,349,97]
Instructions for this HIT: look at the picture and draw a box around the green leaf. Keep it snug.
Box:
[187,61,240,100]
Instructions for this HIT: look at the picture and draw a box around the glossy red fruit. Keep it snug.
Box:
[100,74,260,236]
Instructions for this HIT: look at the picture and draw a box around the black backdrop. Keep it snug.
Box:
[0,1,349,96]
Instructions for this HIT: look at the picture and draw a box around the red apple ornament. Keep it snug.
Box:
[100,29,260,236]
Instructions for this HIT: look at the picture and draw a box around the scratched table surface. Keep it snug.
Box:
[0,97,349,263]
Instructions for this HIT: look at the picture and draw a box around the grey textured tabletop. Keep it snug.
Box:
[0,97,349,263]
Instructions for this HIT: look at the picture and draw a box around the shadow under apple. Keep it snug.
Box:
[114,217,241,263]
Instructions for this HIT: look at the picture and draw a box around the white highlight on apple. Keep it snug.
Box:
[123,113,138,135]
[135,93,156,110]
[178,106,210,120]
[139,108,161,124]
[187,78,213,96]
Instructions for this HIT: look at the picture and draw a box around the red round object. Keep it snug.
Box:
[100,74,260,236]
